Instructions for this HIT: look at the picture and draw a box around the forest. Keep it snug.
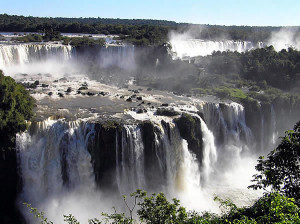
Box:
[2,14,299,45]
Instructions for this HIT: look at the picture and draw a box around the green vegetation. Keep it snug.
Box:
[249,121,300,205]
[62,36,105,47]
[2,14,299,46]
[0,14,172,46]
[12,33,43,42]
[156,108,180,116]
[213,87,247,100]
[0,70,35,149]
[11,32,105,46]
[26,192,300,224]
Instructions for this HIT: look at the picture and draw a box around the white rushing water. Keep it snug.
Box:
[169,39,264,59]
[0,43,73,69]
[15,100,266,223]
[97,45,136,70]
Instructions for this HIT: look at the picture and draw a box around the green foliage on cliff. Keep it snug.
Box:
[249,121,300,205]
[12,33,43,42]
[62,36,105,47]
[0,70,35,149]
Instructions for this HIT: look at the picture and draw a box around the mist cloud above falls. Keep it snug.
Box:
[267,27,300,51]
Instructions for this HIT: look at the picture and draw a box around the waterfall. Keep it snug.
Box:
[0,43,74,69]
[169,39,263,59]
[116,125,146,194]
[16,118,95,204]
[199,117,217,184]
[15,105,264,222]
[97,45,136,70]
[270,105,278,146]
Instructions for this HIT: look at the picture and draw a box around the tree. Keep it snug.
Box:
[0,70,35,149]
[249,121,300,204]
[0,70,35,223]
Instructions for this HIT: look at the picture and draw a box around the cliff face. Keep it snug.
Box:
[87,122,121,191]
[174,113,203,163]
[2,100,298,222]
[0,148,24,224]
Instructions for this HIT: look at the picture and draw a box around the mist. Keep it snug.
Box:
[267,27,300,51]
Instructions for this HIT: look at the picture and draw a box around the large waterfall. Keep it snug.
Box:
[0,43,74,68]
[169,39,264,59]
[15,101,269,223]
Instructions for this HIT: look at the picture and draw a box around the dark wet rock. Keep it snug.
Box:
[87,122,121,191]
[98,91,108,96]
[29,83,37,89]
[82,82,88,87]
[174,113,203,164]
[140,121,164,190]
[133,90,139,94]
[48,92,53,96]
[141,101,145,104]
[78,86,88,91]
[131,94,137,98]
[161,103,169,107]
[137,96,143,100]
[147,102,151,105]
[120,95,125,99]
[197,111,205,121]
[87,92,95,96]
[34,80,39,86]
[58,93,64,97]
[126,97,132,102]
[66,87,72,93]
[137,108,144,114]
[41,84,49,88]
[54,80,58,83]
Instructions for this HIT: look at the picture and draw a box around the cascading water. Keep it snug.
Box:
[169,39,263,59]
[116,125,146,194]
[97,45,136,70]
[200,102,253,150]
[0,43,74,69]
[16,119,95,202]
[15,100,270,222]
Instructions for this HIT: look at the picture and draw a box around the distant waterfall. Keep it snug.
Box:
[0,43,74,69]
[169,39,264,59]
[97,45,136,70]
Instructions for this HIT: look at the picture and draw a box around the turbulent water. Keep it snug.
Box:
[169,39,264,59]
[0,43,73,68]
[0,43,136,76]
[15,101,274,223]
[0,42,295,223]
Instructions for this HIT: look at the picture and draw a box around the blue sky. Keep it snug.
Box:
[1,0,299,26]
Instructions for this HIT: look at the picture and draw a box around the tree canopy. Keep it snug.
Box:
[0,70,35,149]
[249,121,300,205]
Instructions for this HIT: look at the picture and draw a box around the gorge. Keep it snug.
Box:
[0,39,299,223]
